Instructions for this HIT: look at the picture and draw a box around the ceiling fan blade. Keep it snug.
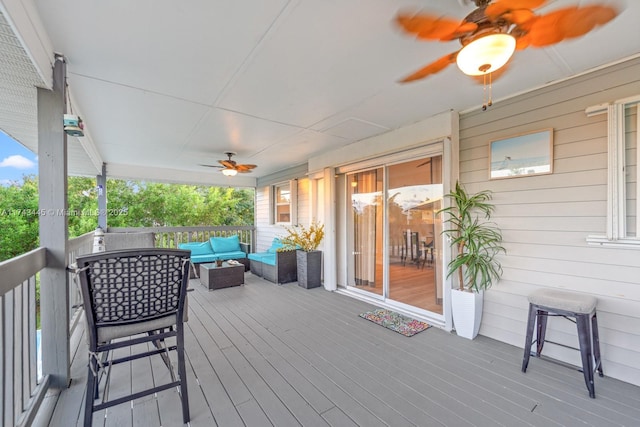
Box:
[199,164,222,168]
[486,0,546,27]
[514,34,532,50]
[523,5,618,48]
[236,164,257,171]
[399,51,458,83]
[440,21,479,41]
[236,169,254,174]
[485,0,547,18]
[395,13,474,41]
[561,5,618,39]
[500,9,536,25]
[219,160,236,168]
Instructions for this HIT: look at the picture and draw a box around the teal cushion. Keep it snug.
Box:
[210,235,240,254]
[191,254,217,263]
[178,242,212,256]
[248,252,276,266]
[215,250,247,260]
[248,252,267,261]
[260,255,276,266]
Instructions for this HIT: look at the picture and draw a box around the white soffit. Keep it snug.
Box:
[0,11,44,153]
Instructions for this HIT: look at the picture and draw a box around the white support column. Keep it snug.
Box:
[38,55,70,388]
[322,167,337,291]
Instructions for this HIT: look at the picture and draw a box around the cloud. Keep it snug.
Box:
[0,155,36,169]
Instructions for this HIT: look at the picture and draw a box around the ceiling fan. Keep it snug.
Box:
[200,152,257,176]
[395,0,619,83]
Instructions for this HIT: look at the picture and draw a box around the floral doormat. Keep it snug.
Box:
[358,309,431,337]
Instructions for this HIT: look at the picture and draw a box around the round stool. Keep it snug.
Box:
[521,289,603,398]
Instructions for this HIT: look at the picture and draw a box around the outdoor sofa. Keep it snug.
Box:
[178,235,250,275]
[247,238,297,284]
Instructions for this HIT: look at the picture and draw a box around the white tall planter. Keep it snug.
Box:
[451,289,484,339]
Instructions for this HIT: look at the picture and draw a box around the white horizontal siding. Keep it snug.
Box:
[255,177,311,252]
[462,57,640,387]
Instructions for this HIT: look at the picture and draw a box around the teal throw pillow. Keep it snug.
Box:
[210,235,240,253]
[179,242,211,256]
[267,238,284,253]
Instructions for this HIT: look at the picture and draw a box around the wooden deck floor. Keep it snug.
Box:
[38,273,640,427]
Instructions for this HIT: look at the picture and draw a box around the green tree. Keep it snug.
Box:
[103,179,137,228]
[67,176,101,237]
[0,175,40,260]
[200,187,254,225]
[0,175,255,261]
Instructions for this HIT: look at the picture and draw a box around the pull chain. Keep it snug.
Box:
[482,72,493,111]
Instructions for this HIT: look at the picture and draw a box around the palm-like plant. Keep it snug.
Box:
[439,182,505,292]
[281,221,325,252]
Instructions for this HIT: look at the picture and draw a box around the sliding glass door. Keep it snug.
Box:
[346,155,443,315]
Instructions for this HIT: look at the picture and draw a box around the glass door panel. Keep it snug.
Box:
[387,156,443,313]
[349,168,384,297]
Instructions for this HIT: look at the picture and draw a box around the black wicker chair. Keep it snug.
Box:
[75,248,191,426]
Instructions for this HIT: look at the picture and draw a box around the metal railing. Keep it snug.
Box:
[109,225,255,251]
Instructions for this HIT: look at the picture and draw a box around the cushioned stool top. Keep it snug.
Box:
[528,289,597,314]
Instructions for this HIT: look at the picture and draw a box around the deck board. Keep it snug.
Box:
[41,274,640,427]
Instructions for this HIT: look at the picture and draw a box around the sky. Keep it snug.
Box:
[0,131,38,185]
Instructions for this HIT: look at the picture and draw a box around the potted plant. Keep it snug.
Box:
[439,182,505,339]
[282,221,325,289]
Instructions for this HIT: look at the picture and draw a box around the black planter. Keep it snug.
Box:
[296,250,322,289]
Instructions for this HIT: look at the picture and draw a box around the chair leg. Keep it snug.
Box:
[150,330,177,382]
[577,314,596,398]
[535,309,548,356]
[84,358,97,427]
[522,304,536,372]
[591,312,604,377]
[177,327,190,424]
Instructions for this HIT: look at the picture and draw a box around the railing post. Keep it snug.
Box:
[38,55,70,388]
[97,163,107,230]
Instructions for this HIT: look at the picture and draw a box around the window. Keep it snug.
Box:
[586,95,639,248]
[274,182,291,223]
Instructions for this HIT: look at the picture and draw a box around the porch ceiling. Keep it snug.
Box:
[1,1,639,186]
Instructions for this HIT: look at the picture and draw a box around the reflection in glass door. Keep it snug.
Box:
[347,156,443,315]
[350,168,384,297]
[387,157,443,314]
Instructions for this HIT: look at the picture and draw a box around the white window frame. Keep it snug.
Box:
[273,181,295,225]
[586,95,640,248]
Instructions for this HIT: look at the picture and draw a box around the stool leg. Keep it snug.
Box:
[577,314,596,398]
[522,304,536,372]
[536,310,548,356]
[591,312,604,377]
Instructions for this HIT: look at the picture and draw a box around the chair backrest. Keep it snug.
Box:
[76,248,190,339]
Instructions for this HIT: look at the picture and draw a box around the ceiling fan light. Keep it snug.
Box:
[456,33,516,76]
[222,168,237,177]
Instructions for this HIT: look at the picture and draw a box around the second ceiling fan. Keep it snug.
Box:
[200,152,257,176]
